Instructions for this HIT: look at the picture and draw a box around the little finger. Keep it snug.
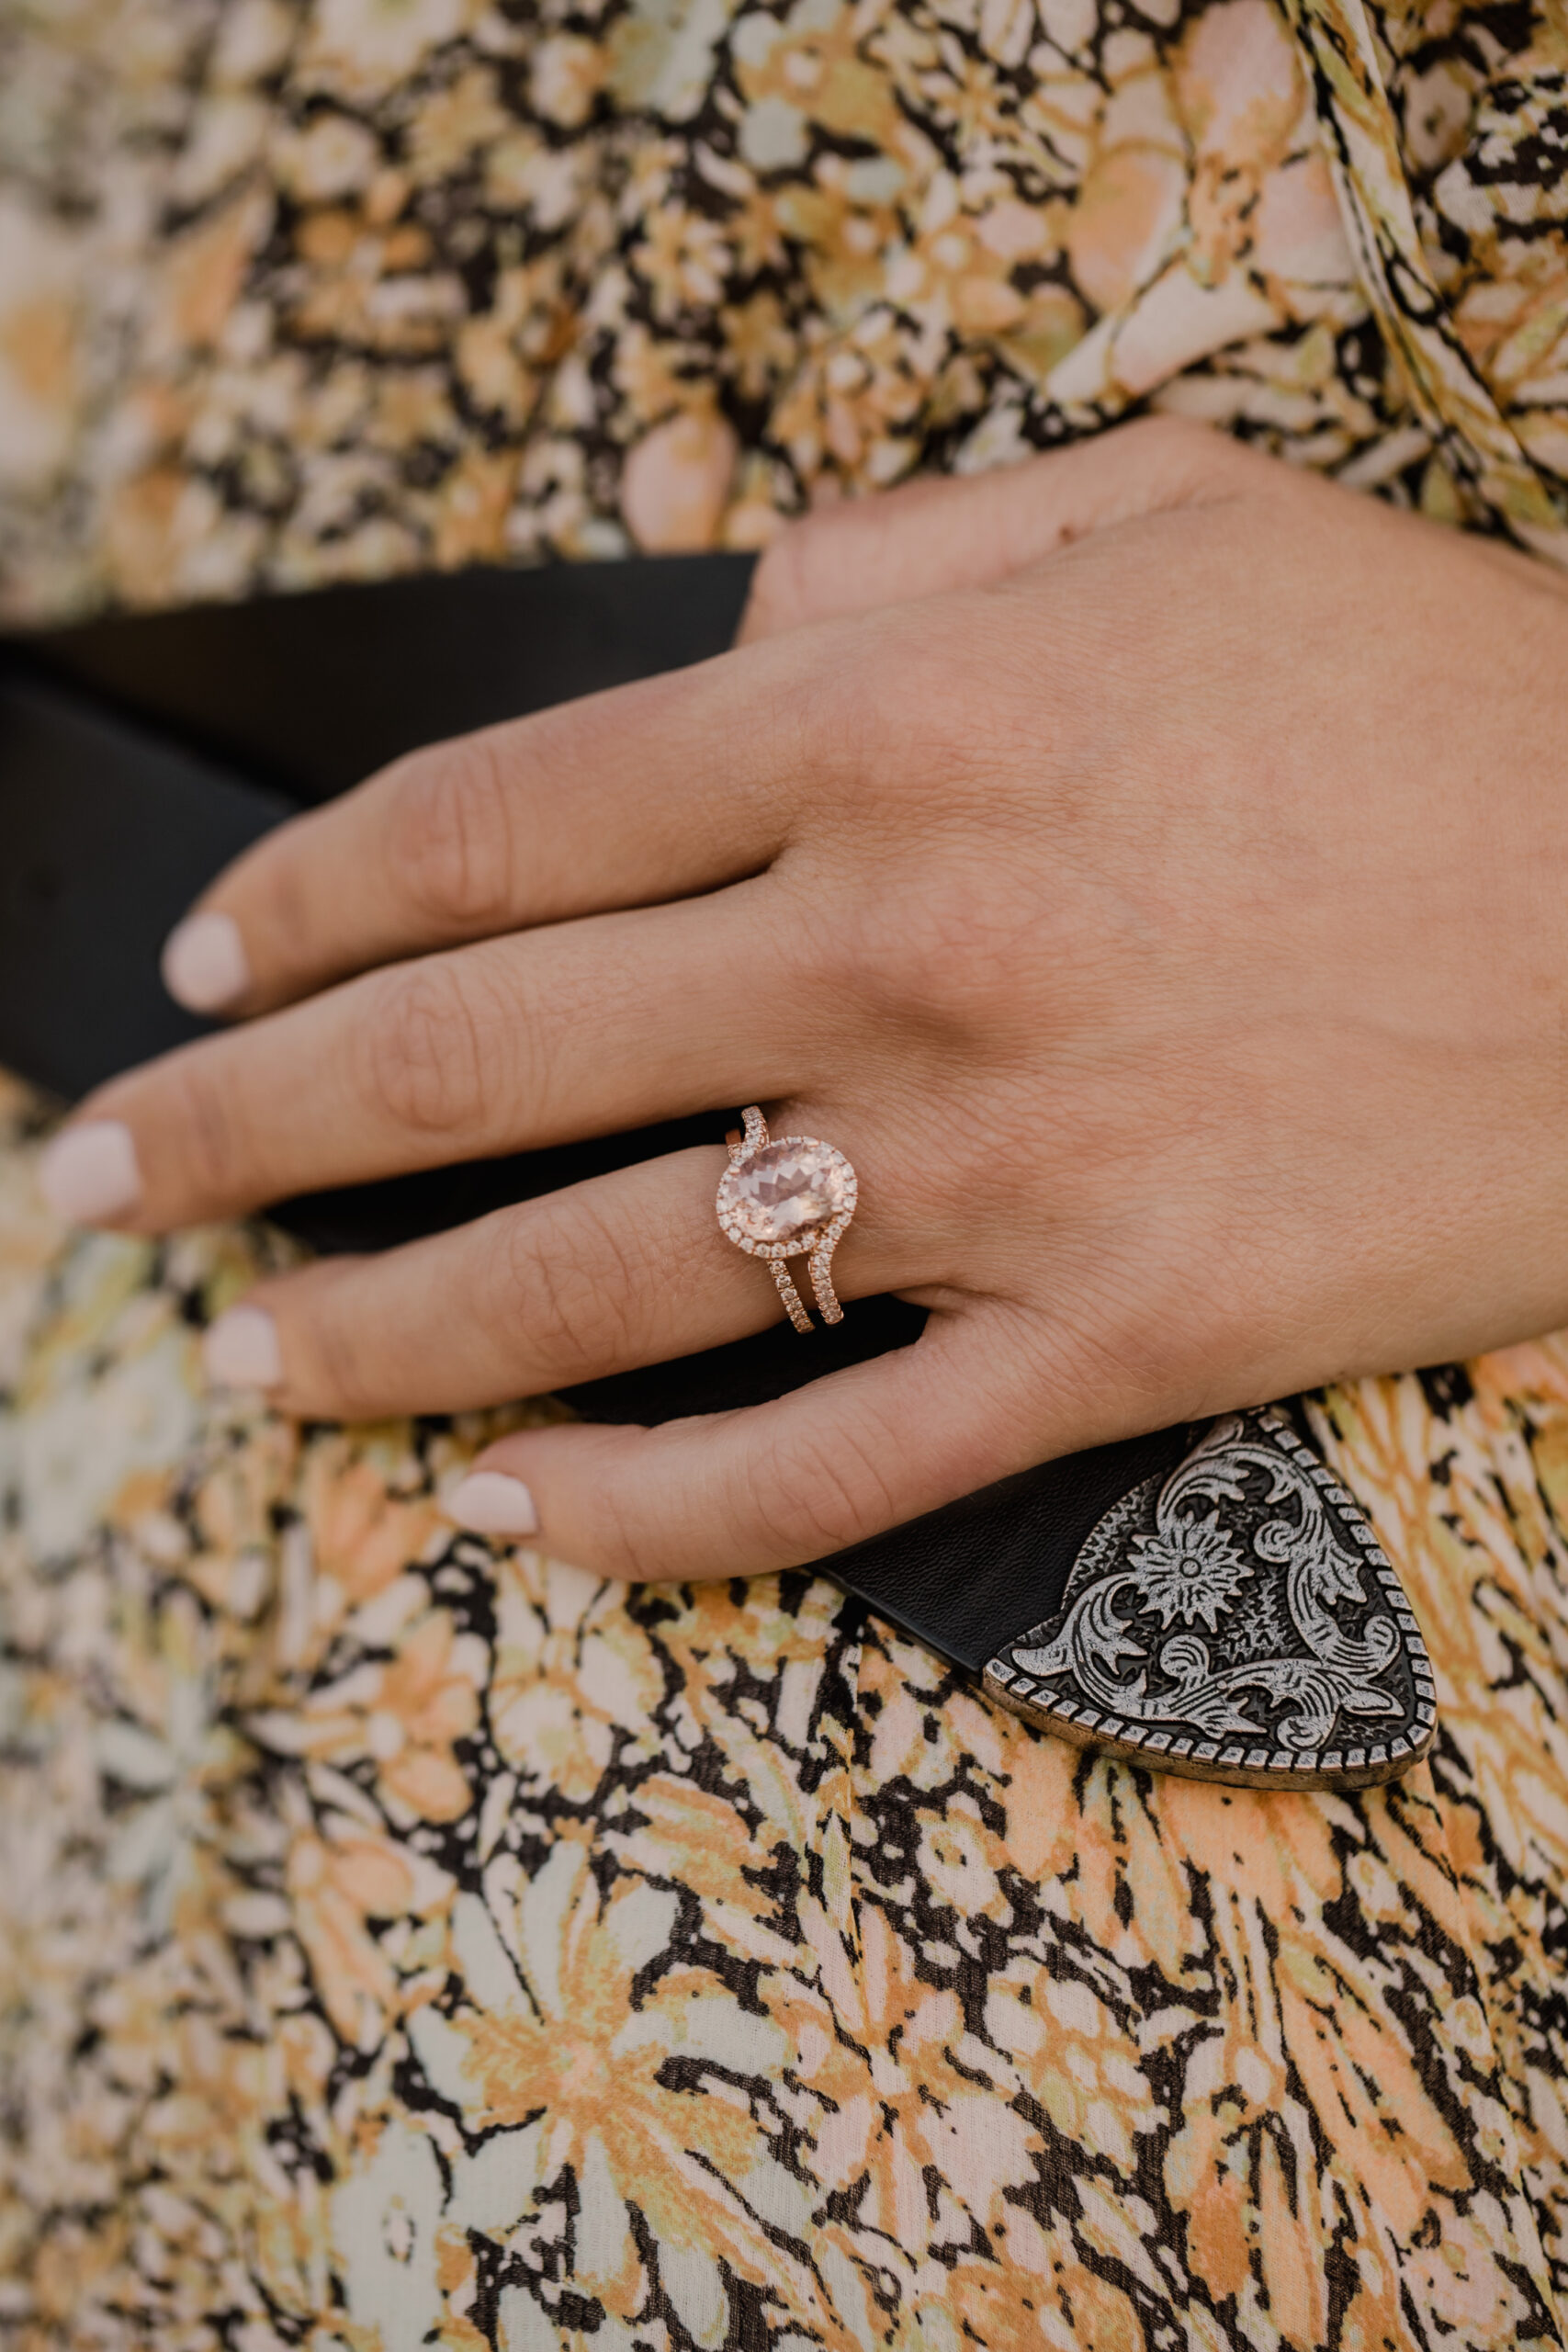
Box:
[446,1308,1041,1578]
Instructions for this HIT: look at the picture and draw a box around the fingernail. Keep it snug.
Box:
[38,1120,142,1225]
[202,1305,282,1389]
[162,910,250,1013]
[446,1471,539,1538]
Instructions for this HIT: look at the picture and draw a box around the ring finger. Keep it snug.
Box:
[200,1141,912,1419]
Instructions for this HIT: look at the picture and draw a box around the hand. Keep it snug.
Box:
[39,418,1568,1579]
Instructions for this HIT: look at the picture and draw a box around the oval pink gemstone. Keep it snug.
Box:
[729,1139,848,1247]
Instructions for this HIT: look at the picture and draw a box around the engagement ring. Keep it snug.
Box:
[716,1107,857,1334]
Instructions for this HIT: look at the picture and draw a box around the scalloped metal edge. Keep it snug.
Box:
[981,1408,1438,1792]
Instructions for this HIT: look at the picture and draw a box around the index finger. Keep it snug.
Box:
[160,636,815,1019]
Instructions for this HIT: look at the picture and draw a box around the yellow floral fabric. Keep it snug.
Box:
[8,1079,1568,2351]
[8,0,1568,2344]
[3,0,1568,619]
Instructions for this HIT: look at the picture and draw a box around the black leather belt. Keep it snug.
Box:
[0,557,1438,1790]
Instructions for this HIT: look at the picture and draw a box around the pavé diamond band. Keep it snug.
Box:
[716,1107,858,1334]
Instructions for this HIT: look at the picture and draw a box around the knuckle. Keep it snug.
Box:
[1125,410,1245,488]
[742,521,829,640]
[486,1198,651,1380]
[233,820,321,970]
[1126,411,1205,455]
[1124,411,1214,462]
[294,1302,385,1421]
[592,1477,677,1582]
[157,1051,251,1203]
[361,961,494,1136]
[739,1420,897,1560]
[794,855,1038,1045]
[382,735,517,933]
[847,610,995,779]
[1041,1248,1227,1424]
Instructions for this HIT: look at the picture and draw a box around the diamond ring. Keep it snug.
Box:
[716,1108,858,1334]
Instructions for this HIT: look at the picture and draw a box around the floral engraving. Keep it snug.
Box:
[1128,1514,1252,1631]
[984,1408,1438,1791]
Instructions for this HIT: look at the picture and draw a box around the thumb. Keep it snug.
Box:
[739,413,1247,643]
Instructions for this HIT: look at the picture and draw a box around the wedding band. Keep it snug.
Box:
[716,1107,858,1334]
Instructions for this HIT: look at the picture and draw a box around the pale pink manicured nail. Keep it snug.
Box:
[161,910,250,1012]
[446,1471,539,1537]
[38,1121,142,1225]
[202,1306,283,1390]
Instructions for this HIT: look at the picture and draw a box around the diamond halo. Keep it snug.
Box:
[716,1108,858,1332]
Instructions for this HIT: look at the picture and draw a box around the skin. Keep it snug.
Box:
[52,416,1568,1579]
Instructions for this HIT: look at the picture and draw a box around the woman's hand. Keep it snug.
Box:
[39,418,1568,1578]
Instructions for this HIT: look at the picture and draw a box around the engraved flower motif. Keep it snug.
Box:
[1129,1511,1253,1632]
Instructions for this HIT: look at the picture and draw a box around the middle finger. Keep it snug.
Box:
[54,882,807,1233]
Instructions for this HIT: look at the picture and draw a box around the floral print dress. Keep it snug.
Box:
[6,0,1568,2344]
